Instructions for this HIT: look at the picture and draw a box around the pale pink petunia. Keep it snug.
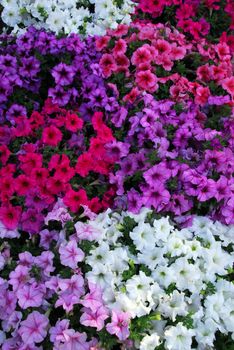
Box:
[106,310,131,341]
[59,240,84,269]
[49,319,70,343]
[17,283,45,309]
[80,306,109,331]
[18,252,34,267]
[80,205,97,220]
[45,276,60,292]
[55,292,80,313]
[18,311,49,344]
[1,310,22,333]
[39,229,58,250]
[0,253,5,270]
[75,222,101,241]
[56,328,89,350]
[9,265,29,292]
[0,221,19,239]
[45,207,72,227]
[58,274,84,297]
[34,251,55,276]
[80,282,103,312]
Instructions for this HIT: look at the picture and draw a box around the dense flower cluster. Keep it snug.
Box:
[86,208,234,349]
[96,22,234,224]
[0,100,119,235]
[0,207,233,349]
[136,0,234,47]
[0,1,234,349]
[0,0,135,36]
[0,27,125,121]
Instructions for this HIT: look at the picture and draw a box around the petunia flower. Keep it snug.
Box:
[106,310,131,341]
[59,240,84,269]
[18,311,49,345]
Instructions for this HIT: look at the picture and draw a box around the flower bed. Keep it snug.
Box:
[0,2,234,350]
[0,207,233,348]
[96,22,234,225]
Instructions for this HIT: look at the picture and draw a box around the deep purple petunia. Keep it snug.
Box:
[51,63,76,86]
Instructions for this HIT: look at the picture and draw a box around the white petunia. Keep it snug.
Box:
[169,257,202,293]
[108,250,129,281]
[27,1,50,20]
[130,222,155,251]
[77,208,234,349]
[166,234,188,257]
[127,207,152,223]
[1,6,20,26]
[86,242,110,266]
[164,323,195,350]
[195,319,217,347]
[139,333,161,350]
[187,216,215,244]
[203,242,234,281]
[1,0,19,6]
[46,8,65,33]
[102,288,117,309]
[157,290,189,322]
[126,271,154,300]
[220,298,234,333]
[153,216,173,243]
[204,293,225,326]
[86,262,113,289]
[95,0,116,18]
[137,246,167,270]
[185,239,203,259]
[0,0,135,35]
[64,18,82,35]
[114,293,139,317]
[152,266,176,289]
[216,279,234,299]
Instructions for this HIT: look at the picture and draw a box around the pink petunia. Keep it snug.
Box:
[0,221,19,239]
[222,76,234,98]
[80,282,103,312]
[55,329,90,350]
[58,274,84,298]
[17,283,44,309]
[80,306,109,331]
[49,319,70,343]
[136,70,158,92]
[59,240,84,269]
[170,43,186,60]
[18,311,49,344]
[42,125,62,146]
[106,310,131,341]
[0,205,22,230]
[9,265,29,292]
[75,222,101,241]
[99,54,117,77]
[131,46,152,66]
[55,291,80,312]
[34,251,55,276]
